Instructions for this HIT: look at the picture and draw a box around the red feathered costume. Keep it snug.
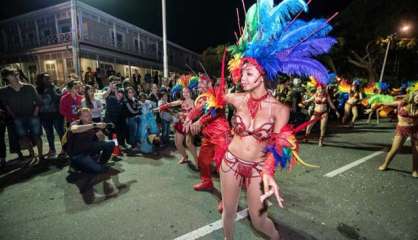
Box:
[186,88,230,191]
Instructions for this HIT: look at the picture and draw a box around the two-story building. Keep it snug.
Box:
[0,0,201,85]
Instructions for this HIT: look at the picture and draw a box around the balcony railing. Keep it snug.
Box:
[39,32,72,46]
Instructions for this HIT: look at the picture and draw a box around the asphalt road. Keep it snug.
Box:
[0,119,417,240]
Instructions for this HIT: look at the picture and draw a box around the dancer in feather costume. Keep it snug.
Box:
[187,0,337,238]
[301,73,340,146]
[155,75,199,166]
[340,79,363,127]
[378,91,418,178]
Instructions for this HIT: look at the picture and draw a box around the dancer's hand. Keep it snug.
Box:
[262,174,284,208]
[336,112,341,118]
[183,119,191,133]
[190,121,202,135]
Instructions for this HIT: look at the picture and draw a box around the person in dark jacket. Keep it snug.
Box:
[36,73,65,158]
[103,82,126,148]
[123,87,141,151]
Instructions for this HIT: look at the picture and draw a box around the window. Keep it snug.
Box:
[43,29,51,37]
[134,38,139,52]
[58,19,71,33]
[116,33,123,47]
[110,31,124,48]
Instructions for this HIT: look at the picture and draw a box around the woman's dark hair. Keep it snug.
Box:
[67,80,79,90]
[35,72,50,93]
[84,85,94,109]
[125,86,135,99]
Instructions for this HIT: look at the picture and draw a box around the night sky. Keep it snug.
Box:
[0,0,352,53]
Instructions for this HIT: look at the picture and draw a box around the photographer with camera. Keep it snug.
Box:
[66,108,116,174]
[103,79,127,149]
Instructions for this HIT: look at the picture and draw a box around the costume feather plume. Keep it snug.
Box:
[228,0,336,84]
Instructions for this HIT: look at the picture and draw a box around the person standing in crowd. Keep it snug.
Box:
[95,67,105,90]
[82,85,103,123]
[136,84,144,96]
[132,69,141,88]
[0,93,7,168]
[123,86,141,152]
[153,71,159,86]
[148,84,160,105]
[60,80,83,127]
[84,67,95,86]
[36,72,65,158]
[0,69,44,160]
[103,82,126,148]
[144,71,152,92]
[158,91,172,146]
[138,93,159,154]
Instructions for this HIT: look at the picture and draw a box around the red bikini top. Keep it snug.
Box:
[398,104,417,119]
[181,102,193,113]
[232,114,274,142]
[314,94,327,104]
[178,102,193,120]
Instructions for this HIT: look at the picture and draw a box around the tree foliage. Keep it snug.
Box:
[332,0,418,83]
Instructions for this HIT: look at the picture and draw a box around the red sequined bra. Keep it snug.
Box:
[231,114,274,142]
[398,104,417,119]
[314,94,328,104]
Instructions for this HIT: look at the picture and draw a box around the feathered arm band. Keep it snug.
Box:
[263,123,320,177]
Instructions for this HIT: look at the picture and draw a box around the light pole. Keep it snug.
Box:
[161,0,168,79]
[70,0,81,77]
[378,24,411,83]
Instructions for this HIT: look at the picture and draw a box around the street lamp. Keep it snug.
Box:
[378,24,412,83]
[161,0,168,79]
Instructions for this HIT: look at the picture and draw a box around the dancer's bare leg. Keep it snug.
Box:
[305,115,315,137]
[342,104,351,125]
[246,173,280,240]
[378,135,407,170]
[185,134,198,166]
[351,106,359,125]
[319,114,328,147]
[175,132,188,163]
[376,109,380,125]
[220,161,242,240]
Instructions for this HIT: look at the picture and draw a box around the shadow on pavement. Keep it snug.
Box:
[60,163,137,212]
[0,156,69,191]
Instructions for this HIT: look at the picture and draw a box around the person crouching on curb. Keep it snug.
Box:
[65,108,119,197]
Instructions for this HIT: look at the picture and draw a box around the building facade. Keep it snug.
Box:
[0,1,200,85]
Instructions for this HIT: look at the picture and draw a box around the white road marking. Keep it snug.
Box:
[173,201,273,240]
[173,208,248,240]
[324,151,385,178]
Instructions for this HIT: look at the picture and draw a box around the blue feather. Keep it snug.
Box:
[170,85,183,99]
[288,37,337,58]
[265,145,292,169]
[338,93,349,109]
[273,57,329,84]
